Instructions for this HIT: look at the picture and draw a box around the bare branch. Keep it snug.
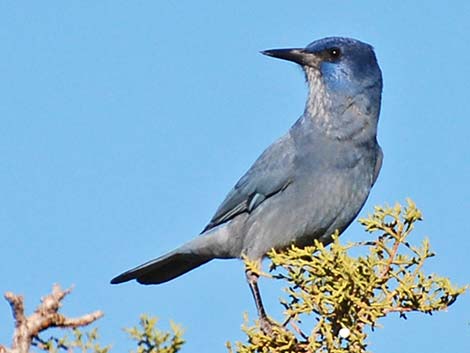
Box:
[4,292,26,326]
[2,284,103,353]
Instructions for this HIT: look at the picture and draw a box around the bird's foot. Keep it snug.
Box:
[259,315,277,336]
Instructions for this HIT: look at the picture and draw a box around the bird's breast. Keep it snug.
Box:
[300,150,375,242]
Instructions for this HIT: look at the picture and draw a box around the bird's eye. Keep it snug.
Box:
[328,47,341,60]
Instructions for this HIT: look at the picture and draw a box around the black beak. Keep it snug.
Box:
[261,48,308,65]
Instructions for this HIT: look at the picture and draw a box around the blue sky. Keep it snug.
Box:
[1,1,469,352]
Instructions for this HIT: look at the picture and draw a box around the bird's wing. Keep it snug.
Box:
[372,145,383,186]
[202,133,295,233]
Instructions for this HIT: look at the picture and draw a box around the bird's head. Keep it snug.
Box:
[262,37,382,139]
[262,37,382,99]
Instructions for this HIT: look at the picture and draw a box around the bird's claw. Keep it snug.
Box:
[259,316,278,336]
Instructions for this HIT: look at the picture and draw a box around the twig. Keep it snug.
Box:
[379,234,401,279]
[289,320,309,340]
[382,307,413,314]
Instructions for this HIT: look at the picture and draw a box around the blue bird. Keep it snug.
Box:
[111,37,383,333]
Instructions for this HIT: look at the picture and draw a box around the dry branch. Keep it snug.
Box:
[1,284,103,353]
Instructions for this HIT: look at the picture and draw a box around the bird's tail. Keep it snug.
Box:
[110,250,213,285]
[111,226,232,285]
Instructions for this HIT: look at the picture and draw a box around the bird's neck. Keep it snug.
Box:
[303,69,380,143]
[304,69,330,120]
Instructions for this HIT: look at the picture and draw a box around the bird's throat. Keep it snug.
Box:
[303,68,378,142]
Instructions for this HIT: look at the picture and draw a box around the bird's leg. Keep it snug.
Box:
[245,265,273,335]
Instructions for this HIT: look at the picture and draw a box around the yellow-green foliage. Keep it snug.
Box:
[33,315,184,353]
[126,315,185,353]
[33,328,110,353]
[229,199,467,353]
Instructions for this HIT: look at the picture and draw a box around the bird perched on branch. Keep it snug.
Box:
[111,36,383,333]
